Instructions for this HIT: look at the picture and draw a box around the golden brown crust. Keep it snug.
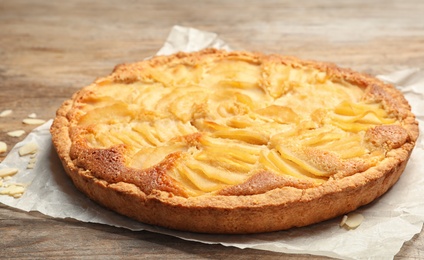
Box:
[50,49,419,234]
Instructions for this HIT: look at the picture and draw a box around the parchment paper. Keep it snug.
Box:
[1,25,423,260]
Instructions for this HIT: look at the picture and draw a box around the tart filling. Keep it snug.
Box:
[51,49,418,233]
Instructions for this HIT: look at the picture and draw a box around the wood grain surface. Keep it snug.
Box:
[1,0,423,259]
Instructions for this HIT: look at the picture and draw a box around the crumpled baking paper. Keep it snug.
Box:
[0,25,423,260]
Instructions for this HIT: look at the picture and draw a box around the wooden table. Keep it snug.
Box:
[1,0,423,258]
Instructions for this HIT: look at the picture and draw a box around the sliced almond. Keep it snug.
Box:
[22,118,46,125]
[18,142,38,156]
[0,168,19,178]
[5,182,26,188]
[339,215,348,227]
[0,184,26,196]
[0,109,12,117]
[7,130,26,137]
[28,113,37,118]
[0,141,7,153]
[342,213,364,229]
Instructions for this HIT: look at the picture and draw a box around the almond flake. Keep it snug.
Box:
[28,113,37,118]
[18,142,38,156]
[0,184,25,196]
[339,215,348,227]
[0,141,7,153]
[22,118,46,125]
[7,130,26,137]
[0,168,19,178]
[0,109,12,117]
[342,213,364,229]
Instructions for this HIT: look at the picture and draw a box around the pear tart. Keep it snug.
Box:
[51,49,418,234]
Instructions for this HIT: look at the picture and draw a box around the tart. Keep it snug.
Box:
[50,49,419,234]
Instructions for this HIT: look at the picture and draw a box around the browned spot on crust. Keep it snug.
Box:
[71,144,188,197]
[219,170,316,196]
[365,125,410,150]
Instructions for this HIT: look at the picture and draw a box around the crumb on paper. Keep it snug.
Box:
[27,156,37,169]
